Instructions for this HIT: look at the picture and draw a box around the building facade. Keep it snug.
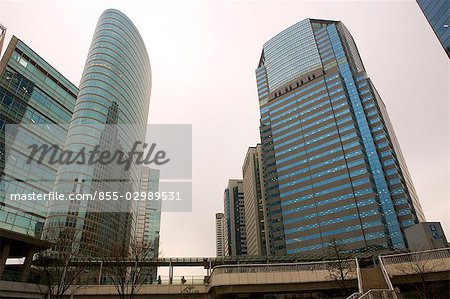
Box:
[405,222,449,251]
[256,19,425,255]
[416,0,450,58]
[136,167,161,254]
[135,167,160,279]
[242,145,270,255]
[0,36,78,279]
[215,213,226,257]
[223,179,247,256]
[44,9,152,258]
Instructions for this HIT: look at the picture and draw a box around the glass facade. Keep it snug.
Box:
[256,19,425,255]
[417,0,450,58]
[263,19,322,93]
[223,179,247,256]
[43,9,152,258]
[136,167,161,254]
[0,36,77,239]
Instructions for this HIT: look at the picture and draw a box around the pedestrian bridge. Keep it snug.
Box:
[209,259,357,286]
[0,260,359,298]
[381,247,450,276]
[1,248,449,298]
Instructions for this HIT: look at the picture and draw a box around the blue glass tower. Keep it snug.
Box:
[256,19,425,255]
[417,0,450,58]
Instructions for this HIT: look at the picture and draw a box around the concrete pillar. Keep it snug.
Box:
[21,247,35,282]
[98,261,103,285]
[169,261,173,284]
[0,241,11,279]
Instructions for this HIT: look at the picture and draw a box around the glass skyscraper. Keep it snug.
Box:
[256,19,425,255]
[44,9,152,258]
[417,0,449,58]
[136,167,161,255]
[223,179,247,256]
[136,167,160,278]
[0,36,77,280]
[1,36,78,239]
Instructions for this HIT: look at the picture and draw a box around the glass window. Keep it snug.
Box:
[18,57,28,68]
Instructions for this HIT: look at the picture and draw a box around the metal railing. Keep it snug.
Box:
[380,248,450,265]
[141,275,208,285]
[210,259,357,275]
[355,257,363,293]
[76,274,208,286]
[346,292,362,299]
[358,289,396,299]
[378,255,395,292]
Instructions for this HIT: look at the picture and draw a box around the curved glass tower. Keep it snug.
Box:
[256,19,425,255]
[44,9,151,257]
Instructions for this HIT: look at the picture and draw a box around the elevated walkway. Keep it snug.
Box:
[1,248,448,298]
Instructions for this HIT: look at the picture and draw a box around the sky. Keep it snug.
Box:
[1,0,449,269]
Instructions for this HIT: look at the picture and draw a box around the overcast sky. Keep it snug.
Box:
[1,0,448,268]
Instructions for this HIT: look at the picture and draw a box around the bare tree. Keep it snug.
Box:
[326,239,357,297]
[34,225,91,299]
[103,240,155,299]
[391,249,439,299]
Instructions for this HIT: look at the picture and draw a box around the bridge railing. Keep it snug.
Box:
[379,247,450,279]
[150,275,208,285]
[71,274,208,286]
[346,292,362,299]
[211,259,357,275]
[380,247,450,265]
[358,289,397,299]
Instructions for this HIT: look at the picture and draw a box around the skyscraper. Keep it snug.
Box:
[136,167,160,278]
[44,9,152,258]
[0,24,6,55]
[0,36,78,279]
[223,179,247,256]
[256,19,425,255]
[416,0,449,58]
[242,145,270,255]
[136,167,161,254]
[215,213,226,257]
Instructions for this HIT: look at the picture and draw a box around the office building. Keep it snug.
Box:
[416,0,450,58]
[0,24,6,55]
[224,179,247,256]
[405,222,448,251]
[256,19,425,255]
[242,145,270,255]
[135,167,160,279]
[0,36,78,279]
[215,213,226,257]
[44,9,152,258]
[136,167,161,255]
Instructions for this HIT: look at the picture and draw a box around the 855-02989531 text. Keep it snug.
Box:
[9,191,182,201]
